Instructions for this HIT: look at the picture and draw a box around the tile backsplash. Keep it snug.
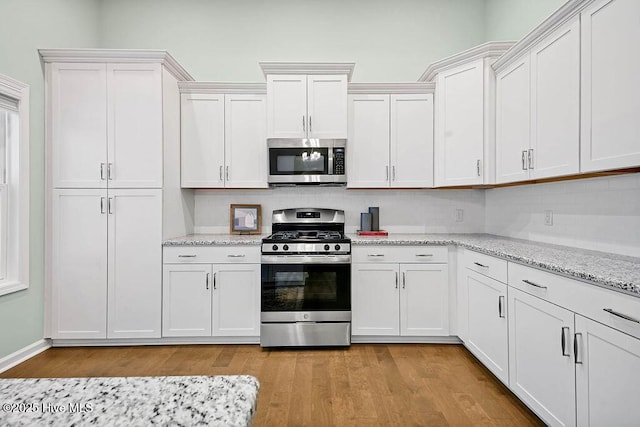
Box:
[485,174,640,257]
[193,187,485,235]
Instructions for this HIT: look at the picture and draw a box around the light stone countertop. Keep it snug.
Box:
[0,375,259,427]
[162,233,640,297]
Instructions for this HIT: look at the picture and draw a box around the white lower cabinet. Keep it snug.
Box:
[575,315,640,427]
[508,287,576,427]
[352,254,448,338]
[161,248,260,339]
[51,189,162,339]
[465,269,509,384]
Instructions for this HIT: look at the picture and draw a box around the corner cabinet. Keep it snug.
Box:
[347,84,434,188]
[260,63,355,139]
[179,83,268,189]
[42,49,193,340]
[419,42,514,187]
[162,246,261,341]
[351,246,449,339]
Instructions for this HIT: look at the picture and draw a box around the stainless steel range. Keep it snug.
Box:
[260,208,351,347]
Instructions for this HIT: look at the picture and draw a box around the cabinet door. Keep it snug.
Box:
[346,94,390,188]
[495,56,531,184]
[508,287,576,427]
[400,264,448,336]
[266,74,307,138]
[352,263,399,336]
[181,93,225,188]
[224,94,268,188]
[581,0,640,172]
[107,63,162,188]
[107,189,162,339]
[575,315,640,426]
[465,270,508,384]
[51,189,107,339]
[50,63,107,189]
[530,18,580,180]
[162,264,213,337]
[434,60,484,186]
[390,94,434,188]
[212,264,260,336]
[307,75,347,138]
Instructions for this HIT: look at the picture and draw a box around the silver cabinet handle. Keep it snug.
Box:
[522,151,528,170]
[219,165,223,181]
[227,254,246,258]
[309,116,312,133]
[107,163,113,180]
[178,254,197,258]
[498,296,505,318]
[226,166,229,180]
[206,273,210,290]
[561,327,570,357]
[367,254,385,257]
[100,163,106,180]
[476,159,481,177]
[213,272,217,290]
[528,149,534,169]
[402,272,406,289]
[416,254,433,257]
[302,115,305,132]
[574,333,583,364]
[522,279,547,289]
[385,165,389,181]
[474,262,489,268]
[395,272,398,289]
[603,308,640,324]
[108,197,114,215]
[100,197,106,214]
[392,165,396,181]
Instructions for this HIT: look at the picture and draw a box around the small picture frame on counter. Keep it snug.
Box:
[230,204,262,235]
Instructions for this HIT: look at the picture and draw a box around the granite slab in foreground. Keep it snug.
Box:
[0,375,259,426]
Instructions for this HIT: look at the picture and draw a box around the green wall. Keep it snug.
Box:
[484,0,567,40]
[0,0,99,359]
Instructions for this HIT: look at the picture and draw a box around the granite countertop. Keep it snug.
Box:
[163,234,267,246]
[0,375,259,426]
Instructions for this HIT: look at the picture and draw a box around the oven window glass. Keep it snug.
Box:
[269,148,329,175]
[261,263,350,311]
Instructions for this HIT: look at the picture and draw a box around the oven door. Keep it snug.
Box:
[261,258,351,322]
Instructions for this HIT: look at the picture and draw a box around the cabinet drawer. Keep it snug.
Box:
[509,262,640,340]
[465,250,508,283]
[163,246,260,264]
[352,246,448,263]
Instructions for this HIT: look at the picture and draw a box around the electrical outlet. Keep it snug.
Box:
[544,210,553,226]
[456,209,464,222]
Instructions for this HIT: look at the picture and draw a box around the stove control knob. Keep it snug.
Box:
[335,244,341,251]
[283,244,289,251]
[272,245,278,251]
[324,244,330,251]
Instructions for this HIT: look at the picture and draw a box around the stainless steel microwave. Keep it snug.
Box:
[267,139,346,185]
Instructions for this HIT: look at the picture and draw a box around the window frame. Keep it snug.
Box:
[0,73,29,296]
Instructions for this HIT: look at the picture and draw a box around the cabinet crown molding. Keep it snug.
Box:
[0,72,29,99]
[418,41,516,82]
[348,82,435,94]
[259,62,355,81]
[178,82,266,94]
[38,49,194,81]
[491,0,591,73]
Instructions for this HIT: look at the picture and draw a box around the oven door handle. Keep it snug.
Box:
[261,255,351,264]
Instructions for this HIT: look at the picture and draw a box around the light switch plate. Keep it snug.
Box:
[544,210,553,226]
[456,209,464,222]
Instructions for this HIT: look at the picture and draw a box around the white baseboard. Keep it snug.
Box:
[52,336,260,347]
[351,336,462,344]
[0,339,52,374]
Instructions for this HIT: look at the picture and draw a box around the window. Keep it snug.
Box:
[0,73,29,296]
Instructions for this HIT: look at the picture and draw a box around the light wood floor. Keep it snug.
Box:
[1,344,542,426]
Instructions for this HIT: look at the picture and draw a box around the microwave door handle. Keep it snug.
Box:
[328,147,334,175]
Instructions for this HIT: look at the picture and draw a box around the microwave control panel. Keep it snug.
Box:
[334,148,345,175]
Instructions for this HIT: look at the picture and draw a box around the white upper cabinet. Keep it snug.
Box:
[495,56,531,184]
[347,94,391,188]
[107,63,163,188]
[179,84,268,189]
[390,94,434,188]
[180,93,225,188]
[581,0,640,172]
[267,74,347,139]
[50,61,163,189]
[529,19,580,180]
[434,60,485,186]
[51,63,108,189]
